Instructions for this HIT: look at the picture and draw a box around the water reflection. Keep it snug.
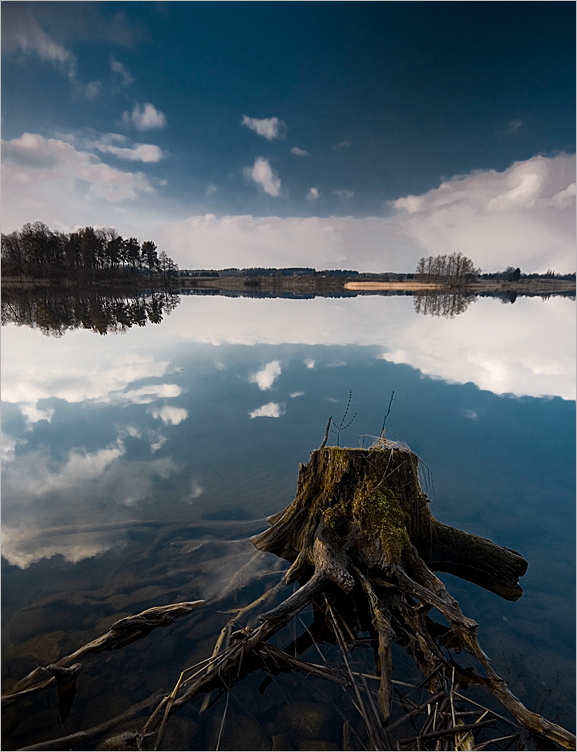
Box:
[1,293,575,744]
[1,286,180,336]
[413,289,477,318]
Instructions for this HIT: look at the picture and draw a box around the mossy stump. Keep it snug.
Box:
[249,443,574,749]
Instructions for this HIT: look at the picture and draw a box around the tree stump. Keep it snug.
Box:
[251,443,574,749]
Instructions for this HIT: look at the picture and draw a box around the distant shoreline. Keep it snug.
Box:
[344,279,577,293]
[178,274,576,296]
[2,274,575,297]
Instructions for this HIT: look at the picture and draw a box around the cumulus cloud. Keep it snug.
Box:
[290,391,304,398]
[392,153,576,273]
[165,293,574,400]
[91,133,164,163]
[249,402,286,418]
[333,189,354,199]
[147,405,189,425]
[304,359,316,369]
[1,349,175,423]
[244,157,282,197]
[291,146,308,156]
[1,132,155,205]
[306,187,320,201]
[249,360,282,390]
[155,154,575,274]
[2,526,114,569]
[377,296,575,400]
[333,140,350,149]
[110,55,133,86]
[1,441,177,567]
[6,441,126,501]
[2,148,574,276]
[122,103,167,131]
[241,115,287,140]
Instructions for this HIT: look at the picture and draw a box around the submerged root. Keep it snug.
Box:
[137,442,574,750]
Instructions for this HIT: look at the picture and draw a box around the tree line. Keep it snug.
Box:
[415,252,479,285]
[1,222,178,282]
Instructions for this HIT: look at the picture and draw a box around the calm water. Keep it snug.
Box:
[2,292,575,749]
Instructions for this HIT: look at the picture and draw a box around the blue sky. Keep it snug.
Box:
[2,1,575,272]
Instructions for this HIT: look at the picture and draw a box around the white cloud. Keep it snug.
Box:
[1,440,177,568]
[333,140,350,149]
[118,384,182,406]
[241,115,287,140]
[465,410,478,420]
[162,293,575,401]
[1,527,113,569]
[244,157,282,197]
[377,296,575,400]
[290,391,304,398]
[1,432,22,464]
[333,189,354,199]
[306,187,320,201]
[190,480,204,500]
[392,153,576,273]
[291,146,308,157]
[8,442,126,500]
[150,435,168,453]
[19,403,55,428]
[1,132,155,209]
[249,402,286,418]
[249,360,282,390]
[304,359,316,369]
[507,119,522,132]
[147,405,189,425]
[1,350,176,422]
[1,149,574,277]
[122,103,167,131]
[110,55,133,86]
[3,9,76,75]
[2,8,100,98]
[156,215,358,270]
[91,134,164,163]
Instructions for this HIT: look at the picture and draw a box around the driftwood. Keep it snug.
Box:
[2,601,204,708]
[145,439,575,750]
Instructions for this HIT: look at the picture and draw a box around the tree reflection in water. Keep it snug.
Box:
[1,286,180,336]
[413,289,477,318]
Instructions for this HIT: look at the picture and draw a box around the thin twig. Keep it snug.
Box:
[215,691,230,751]
[379,390,395,440]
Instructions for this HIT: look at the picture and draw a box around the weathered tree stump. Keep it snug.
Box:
[250,442,574,749]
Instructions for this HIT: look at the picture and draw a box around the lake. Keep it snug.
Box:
[2,290,575,750]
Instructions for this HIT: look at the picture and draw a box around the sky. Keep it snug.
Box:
[1,1,575,273]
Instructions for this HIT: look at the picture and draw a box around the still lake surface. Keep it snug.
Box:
[2,291,575,749]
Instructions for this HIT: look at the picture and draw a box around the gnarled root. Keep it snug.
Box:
[142,443,574,750]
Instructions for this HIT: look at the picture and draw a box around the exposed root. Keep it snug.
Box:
[7,441,574,751]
